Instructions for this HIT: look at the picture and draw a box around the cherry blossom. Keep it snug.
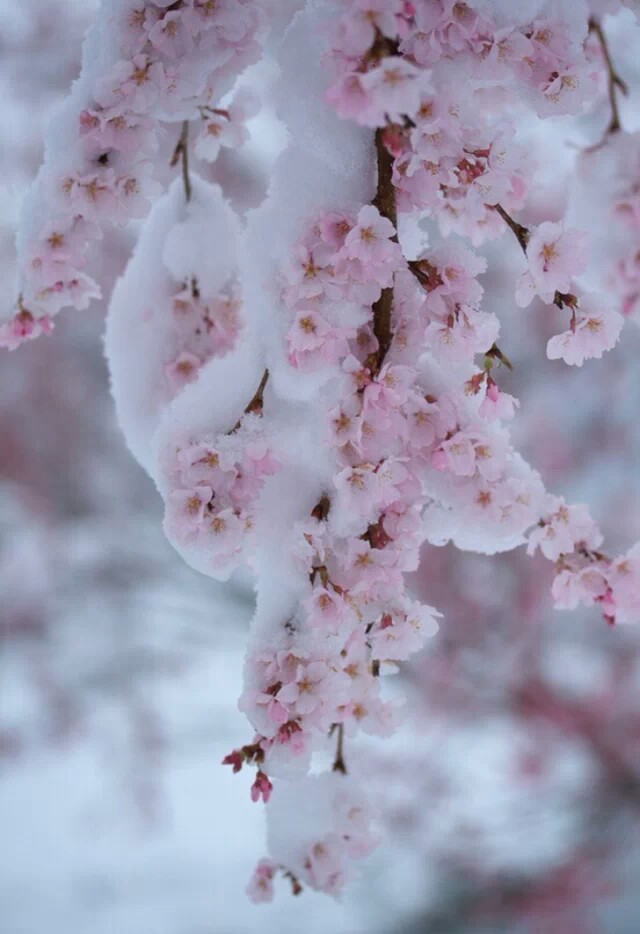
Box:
[194,87,260,162]
[246,860,276,902]
[1,0,264,347]
[515,223,589,308]
[528,499,603,562]
[546,299,624,366]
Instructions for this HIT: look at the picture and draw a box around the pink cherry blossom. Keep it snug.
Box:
[250,769,273,803]
[344,205,399,264]
[546,298,624,366]
[194,88,259,162]
[336,0,403,57]
[0,310,54,351]
[277,660,333,718]
[551,563,610,611]
[528,500,603,561]
[516,223,589,307]
[286,310,348,369]
[165,485,213,543]
[246,860,275,903]
[608,544,640,624]
[165,350,202,387]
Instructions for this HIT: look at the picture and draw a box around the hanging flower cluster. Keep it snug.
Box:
[0,0,263,349]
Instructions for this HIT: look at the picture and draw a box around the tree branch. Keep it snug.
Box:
[228,369,269,434]
[588,17,628,143]
[331,722,347,775]
[371,128,397,372]
[170,120,192,202]
[493,203,529,253]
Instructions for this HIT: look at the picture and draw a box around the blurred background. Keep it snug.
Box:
[2,4,640,933]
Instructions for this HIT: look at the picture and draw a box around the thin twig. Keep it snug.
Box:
[170,120,192,202]
[493,203,529,253]
[228,369,269,434]
[332,723,347,775]
[588,17,628,144]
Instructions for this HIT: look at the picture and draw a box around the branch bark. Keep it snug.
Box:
[228,369,269,434]
[588,17,628,142]
[371,128,397,372]
[170,120,192,202]
[332,722,347,774]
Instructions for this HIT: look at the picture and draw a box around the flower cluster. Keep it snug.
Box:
[237,485,440,774]
[247,773,379,900]
[324,2,598,243]
[511,220,623,365]
[231,201,553,892]
[1,0,263,348]
[515,223,589,308]
[406,241,498,364]
[164,276,241,395]
[283,205,402,370]
[545,294,624,366]
[194,86,259,163]
[328,3,596,121]
[529,497,640,626]
[163,415,279,576]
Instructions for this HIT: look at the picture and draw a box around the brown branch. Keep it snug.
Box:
[170,120,192,202]
[311,495,331,522]
[371,127,397,372]
[493,203,529,253]
[588,17,628,144]
[228,369,269,434]
[331,722,347,774]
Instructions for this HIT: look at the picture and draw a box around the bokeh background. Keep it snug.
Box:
[2,4,640,932]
